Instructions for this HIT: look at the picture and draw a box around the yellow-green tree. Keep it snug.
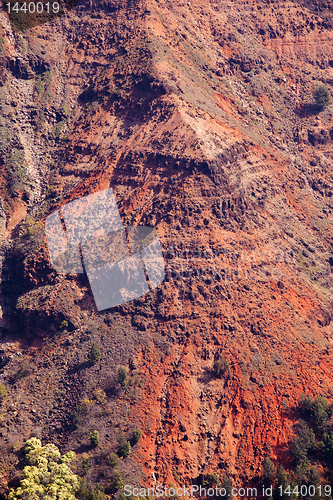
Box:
[8,437,79,500]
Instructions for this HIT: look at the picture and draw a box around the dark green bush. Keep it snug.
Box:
[291,420,317,463]
[121,441,131,458]
[307,466,322,488]
[314,85,331,110]
[213,355,229,377]
[117,429,131,458]
[110,470,123,491]
[203,472,220,487]
[298,394,314,416]
[263,457,277,485]
[298,395,331,431]
[108,452,119,468]
[73,404,87,428]
[260,396,329,500]
[82,457,90,475]
[117,428,126,448]
[90,430,100,447]
[117,367,127,388]
[90,342,101,364]
[322,431,333,462]
[294,461,311,486]
[312,397,330,430]
[274,464,294,500]
[76,478,105,500]
[133,428,142,443]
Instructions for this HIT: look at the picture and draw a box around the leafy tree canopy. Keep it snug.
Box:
[89,342,101,364]
[314,85,331,110]
[291,419,317,463]
[8,437,79,500]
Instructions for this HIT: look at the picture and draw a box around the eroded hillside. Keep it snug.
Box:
[1,0,333,496]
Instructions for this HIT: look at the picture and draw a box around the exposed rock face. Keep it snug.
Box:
[1,0,333,493]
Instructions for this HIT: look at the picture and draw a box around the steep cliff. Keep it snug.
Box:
[1,0,333,495]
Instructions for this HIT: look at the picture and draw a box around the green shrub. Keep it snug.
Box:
[108,452,119,468]
[0,383,7,403]
[263,457,277,485]
[220,476,233,499]
[73,404,87,428]
[81,457,90,475]
[117,367,127,387]
[117,429,126,450]
[261,417,326,498]
[314,85,331,110]
[308,465,322,488]
[89,342,101,364]
[8,438,78,500]
[60,320,69,330]
[76,478,105,500]
[322,431,333,462]
[298,395,330,431]
[203,472,220,487]
[133,428,142,443]
[295,460,311,485]
[90,430,100,447]
[312,396,329,430]
[213,355,229,377]
[298,394,314,416]
[117,429,131,458]
[122,441,131,457]
[291,420,317,463]
[275,464,293,499]
[110,470,124,491]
